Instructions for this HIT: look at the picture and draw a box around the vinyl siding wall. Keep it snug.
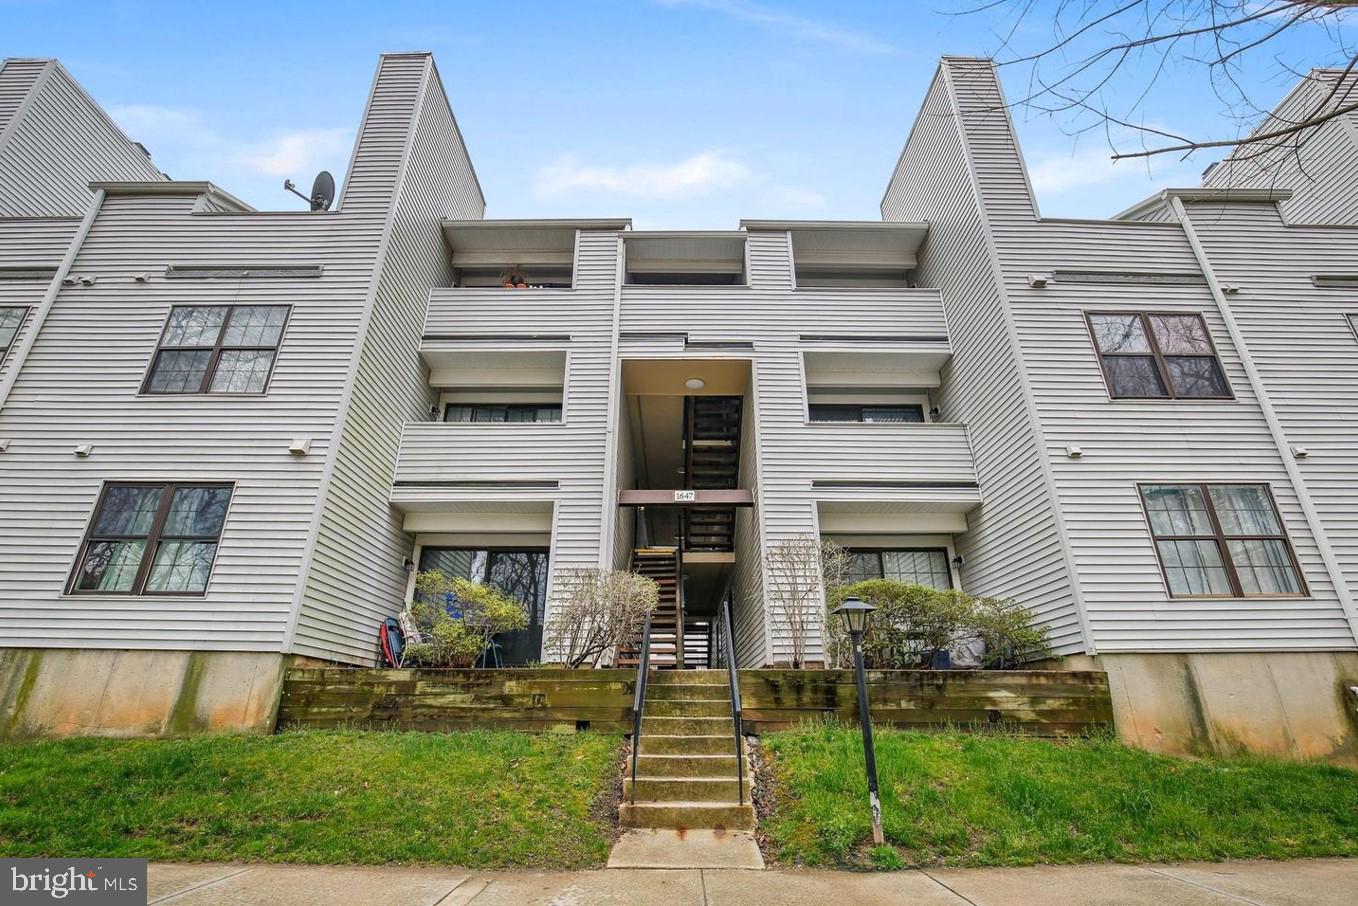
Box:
[933,58,1351,652]
[292,57,485,663]
[0,192,386,650]
[0,61,163,217]
[882,63,1086,653]
[0,217,77,386]
[398,232,619,647]
[1203,70,1358,226]
[1185,200,1358,642]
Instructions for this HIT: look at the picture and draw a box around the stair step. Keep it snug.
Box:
[645,683,729,701]
[635,754,739,777]
[624,777,750,803]
[619,802,755,831]
[643,699,733,718]
[637,735,735,756]
[642,716,733,736]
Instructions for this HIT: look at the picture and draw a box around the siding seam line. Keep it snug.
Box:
[0,60,51,161]
[0,186,103,411]
[1173,195,1358,647]
[281,57,431,657]
[942,60,1098,655]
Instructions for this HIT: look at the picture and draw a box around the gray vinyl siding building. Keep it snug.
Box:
[0,51,1354,759]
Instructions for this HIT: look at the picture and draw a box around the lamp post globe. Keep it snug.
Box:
[832,596,875,635]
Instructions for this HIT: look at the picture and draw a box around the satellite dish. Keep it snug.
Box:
[282,170,336,211]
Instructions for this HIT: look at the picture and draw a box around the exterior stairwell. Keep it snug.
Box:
[621,670,754,831]
[616,548,682,668]
[682,396,741,553]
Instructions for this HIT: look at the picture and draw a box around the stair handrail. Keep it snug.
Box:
[720,595,745,805]
[628,609,653,804]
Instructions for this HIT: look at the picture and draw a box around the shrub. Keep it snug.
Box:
[765,535,854,668]
[402,570,528,667]
[545,568,659,668]
[826,580,1049,669]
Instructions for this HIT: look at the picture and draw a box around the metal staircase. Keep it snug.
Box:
[682,396,741,553]
[617,548,682,668]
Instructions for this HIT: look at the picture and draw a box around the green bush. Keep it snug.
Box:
[403,570,528,667]
[826,580,1049,669]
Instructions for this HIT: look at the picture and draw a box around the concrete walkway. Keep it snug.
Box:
[147,857,1357,904]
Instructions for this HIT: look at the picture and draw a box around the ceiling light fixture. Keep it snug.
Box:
[684,377,705,390]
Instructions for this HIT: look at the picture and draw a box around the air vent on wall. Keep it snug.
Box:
[164,265,324,280]
[1051,270,1206,286]
[1311,275,1358,288]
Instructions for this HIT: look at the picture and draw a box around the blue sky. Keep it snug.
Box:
[1,0,1340,225]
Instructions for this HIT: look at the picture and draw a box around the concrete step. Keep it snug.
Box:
[620,802,756,831]
[624,777,750,802]
[642,699,732,718]
[635,753,739,778]
[637,734,735,756]
[647,670,729,685]
[641,715,732,736]
[644,683,730,702]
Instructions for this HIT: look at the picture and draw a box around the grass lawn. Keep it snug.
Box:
[0,729,621,868]
[761,723,1358,870]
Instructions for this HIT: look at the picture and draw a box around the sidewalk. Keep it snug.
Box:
[147,857,1356,904]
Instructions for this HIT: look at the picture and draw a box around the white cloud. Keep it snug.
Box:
[536,150,752,199]
[106,103,352,206]
[231,128,352,177]
[1026,144,1197,194]
[655,0,897,55]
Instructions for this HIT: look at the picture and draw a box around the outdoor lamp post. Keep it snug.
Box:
[833,596,885,846]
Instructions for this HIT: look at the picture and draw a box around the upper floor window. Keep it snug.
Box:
[809,403,924,424]
[444,403,562,423]
[0,306,26,363]
[842,548,952,590]
[143,305,289,394]
[70,482,233,595]
[1139,483,1304,598]
[1087,312,1230,400]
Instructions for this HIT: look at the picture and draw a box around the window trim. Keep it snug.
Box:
[67,481,234,597]
[1136,482,1307,600]
[1085,311,1233,401]
[442,402,564,423]
[842,546,954,590]
[0,305,28,366]
[807,403,926,424]
[140,304,291,396]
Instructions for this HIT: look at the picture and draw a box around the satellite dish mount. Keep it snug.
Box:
[284,170,336,211]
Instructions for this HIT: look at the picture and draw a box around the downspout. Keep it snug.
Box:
[597,231,625,569]
[1172,195,1358,646]
[0,187,105,412]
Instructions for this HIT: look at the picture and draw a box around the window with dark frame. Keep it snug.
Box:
[143,305,289,394]
[841,548,953,590]
[808,403,925,423]
[0,306,26,363]
[443,403,562,423]
[1139,483,1305,598]
[70,482,233,595]
[1087,312,1230,399]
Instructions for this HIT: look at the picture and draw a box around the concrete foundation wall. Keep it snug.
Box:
[0,648,286,738]
[1060,652,1358,764]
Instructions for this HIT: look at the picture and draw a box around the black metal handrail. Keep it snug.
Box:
[628,610,653,804]
[720,596,745,805]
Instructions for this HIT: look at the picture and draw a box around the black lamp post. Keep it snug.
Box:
[832,596,884,846]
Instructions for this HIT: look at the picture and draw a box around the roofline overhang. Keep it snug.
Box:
[441,217,632,231]
[1115,187,1294,221]
[89,180,254,212]
[740,219,929,233]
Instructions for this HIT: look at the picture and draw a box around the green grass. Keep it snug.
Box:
[761,723,1358,869]
[0,729,621,868]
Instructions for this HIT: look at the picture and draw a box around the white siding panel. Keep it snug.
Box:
[293,58,484,664]
[0,60,45,135]
[0,62,162,217]
[883,63,1086,653]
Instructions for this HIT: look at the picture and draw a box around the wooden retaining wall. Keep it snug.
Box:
[738,669,1113,736]
[277,667,1113,737]
[277,668,636,732]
